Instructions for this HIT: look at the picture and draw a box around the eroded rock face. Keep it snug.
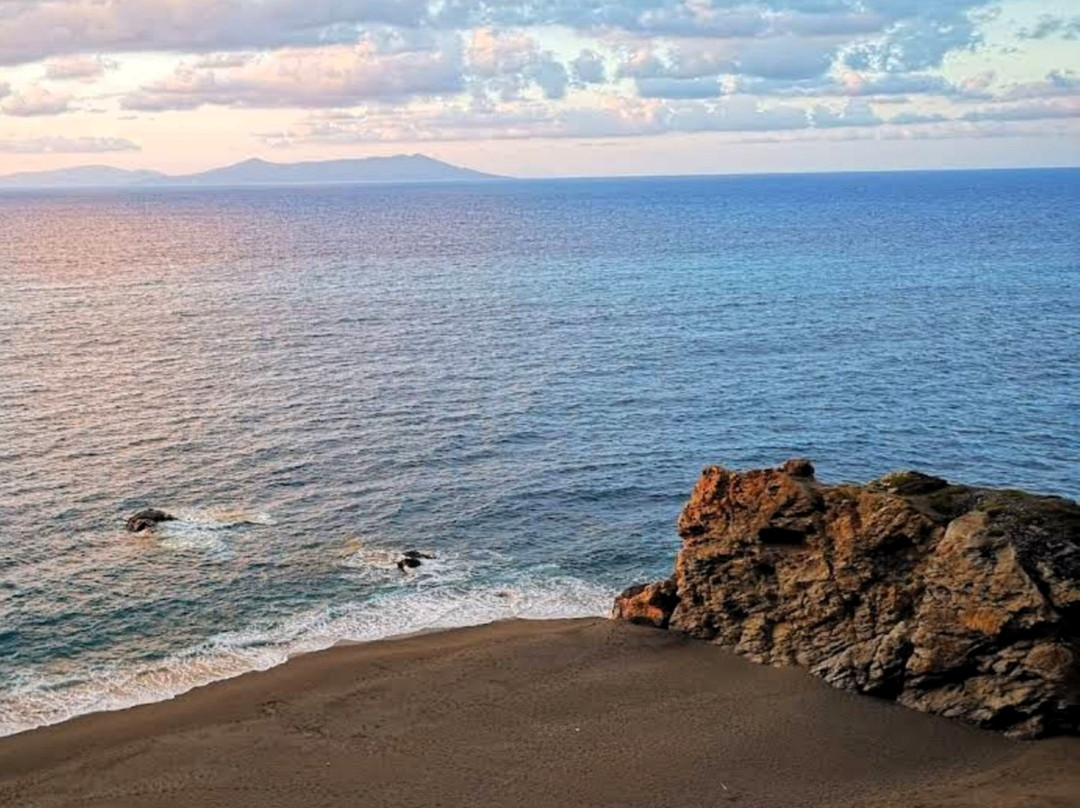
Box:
[613,581,679,629]
[614,461,1079,737]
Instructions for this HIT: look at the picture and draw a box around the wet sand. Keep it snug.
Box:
[1,618,1076,808]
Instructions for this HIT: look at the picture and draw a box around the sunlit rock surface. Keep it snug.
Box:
[615,460,1079,738]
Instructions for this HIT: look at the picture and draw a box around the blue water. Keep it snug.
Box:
[1,169,1078,735]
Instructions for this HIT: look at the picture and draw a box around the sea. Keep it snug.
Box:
[1,168,1078,737]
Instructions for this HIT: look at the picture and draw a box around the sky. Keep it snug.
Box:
[0,0,1077,177]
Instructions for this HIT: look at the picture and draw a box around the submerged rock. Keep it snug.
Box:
[613,460,1079,738]
[397,550,436,572]
[125,508,176,533]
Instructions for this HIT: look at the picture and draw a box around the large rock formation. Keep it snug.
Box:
[614,460,1079,738]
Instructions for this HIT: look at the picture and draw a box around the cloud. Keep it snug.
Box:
[811,100,883,128]
[467,29,537,78]
[0,136,140,153]
[1,86,72,116]
[0,0,429,66]
[732,69,995,102]
[836,72,952,97]
[1018,15,1080,41]
[735,37,835,80]
[734,72,941,99]
[432,1,774,37]
[571,49,606,85]
[1000,71,1080,101]
[636,76,720,99]
[961,98,1080,123]
[190,52,256,69]
[740,117,1079,144]
[842,1,989,72]
[666,96,809,133]
[438,2,905,42]
[268,95,813,144]
[771,11,887,37]
[121,38,464,111]
[626,6,771,38]
[1,0,1069,155]
[0,0,998,70]
[888,111,948,125]
[528,59,569,100]
[43,54,116,81]
[617,37,832,86]
[466,28,569,101]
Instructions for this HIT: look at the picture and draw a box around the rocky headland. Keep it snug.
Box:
[614,460,1079,738]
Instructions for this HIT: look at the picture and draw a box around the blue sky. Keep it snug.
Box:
[0,0,1077,176]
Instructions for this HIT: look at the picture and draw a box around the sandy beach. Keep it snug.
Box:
[1,618,1076,808]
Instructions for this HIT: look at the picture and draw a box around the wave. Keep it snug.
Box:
[143,507,276,554]
[0,573,613,738]
[168,507,277,528]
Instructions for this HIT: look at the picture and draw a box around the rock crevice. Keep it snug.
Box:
[614,461,1079,738]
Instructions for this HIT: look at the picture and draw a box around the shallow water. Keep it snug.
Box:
[1,169,1078,735]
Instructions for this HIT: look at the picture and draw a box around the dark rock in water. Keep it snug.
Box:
[396,551,435,572]
[612,581,679,629]
[125,508,176,533]
[612,460,1080,738]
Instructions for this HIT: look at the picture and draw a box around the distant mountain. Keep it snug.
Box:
[160,155,498,187]
[0,165,166,189]
[0,155,499,190]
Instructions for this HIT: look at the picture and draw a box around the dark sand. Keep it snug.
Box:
[1,618,1077,808]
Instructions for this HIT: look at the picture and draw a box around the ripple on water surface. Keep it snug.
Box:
[0,170,1078,735]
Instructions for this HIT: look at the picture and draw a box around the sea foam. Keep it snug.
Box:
[0,574,613,738]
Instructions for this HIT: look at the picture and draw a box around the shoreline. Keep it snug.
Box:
[2,617,1077,808]
[0,582,614,740]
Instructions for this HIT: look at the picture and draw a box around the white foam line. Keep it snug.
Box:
[0,576,614,738]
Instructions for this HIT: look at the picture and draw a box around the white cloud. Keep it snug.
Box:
[0,0,999,68]
[0,136,139,153]
[740,117,1079,144]
[43,55,116,81]
[962,98,1080,123]
[0,0,1072,157]
[811,99,883,128]
[468,29,537,78]
[636,76,721,99]
[1001,71,1080,101]
[0,0,429,66]
[616,37,833,86]
[190,52,257,69]
[121,38,464,111]
[268,94,813,144]
[888,111,948,125]
[1018,15,1080,40]
[466,29,569,101]
[616,42,734,81]
[842,5,986,73]
[1,86,72,116]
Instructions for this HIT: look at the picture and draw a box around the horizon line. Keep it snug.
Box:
[1,160,1079,192]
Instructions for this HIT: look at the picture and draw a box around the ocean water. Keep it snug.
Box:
[1,169,1078,736]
